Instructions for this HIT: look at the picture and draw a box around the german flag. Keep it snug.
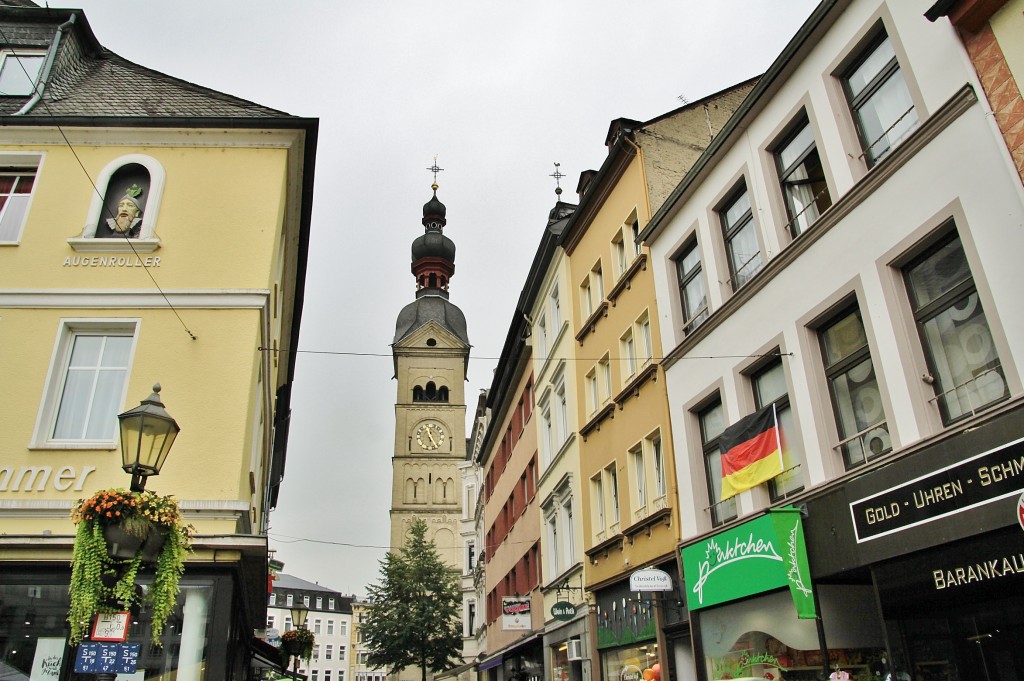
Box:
[720,404,783,500]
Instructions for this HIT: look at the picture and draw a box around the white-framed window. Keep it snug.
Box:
[339,646,346,661]
[466,540,476,571]
[545,507,560,578]
[327,619,335,635]
[580,278,593,319]
[591,473,606,538]
[550,285,562,329]
[719,182,762,291]
[316,596,323,609]
[314,619,322,634]
[338,621,347,636]
[313,644,321,660]
[32,319,138,448]
[71,155,167,252]
[630,217,642,257]
[536,314,548,359]
[586,368,599,415]
[540,397,555,464]
[621,329,637,380]
[630,443,646,512]
[555,379,568,444]
[0,154,41,243]
[325,671,332,681]
[287,594,294,607]
[773,115,832,238]
[328,598,335,610]
[638,314,653,365]
[606,464,620,526]
[269,593,277,606]
[841,28,919,167]
[0,50,45,96]
[593,261,605,300]
[599,355,612,401]
[651,433,666,500]
[326,645,333,660]
[563,496,575,563]
[303,595,310,607]
[284,616,293,632]
[676,240,708,335]
[613,232,628,277]
[267,615,275,630]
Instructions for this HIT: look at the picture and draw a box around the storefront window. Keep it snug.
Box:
[600,643,660,681]
[700,588,886,681]
[0,577,218,679]
[551,642,570,681]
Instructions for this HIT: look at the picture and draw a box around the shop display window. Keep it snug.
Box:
[699,588,886,681]
[0,576,218,679]
[600,643,660,681]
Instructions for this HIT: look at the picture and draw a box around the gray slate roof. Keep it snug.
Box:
[394,294,470,346]
[1,3,293,119]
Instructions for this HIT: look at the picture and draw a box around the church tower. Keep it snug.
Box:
[390,177,469,572]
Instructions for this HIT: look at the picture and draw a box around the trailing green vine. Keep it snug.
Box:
[68,488,193,646]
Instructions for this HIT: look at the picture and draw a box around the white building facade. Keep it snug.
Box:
[268,575,354,681]
[642,1,1024,680]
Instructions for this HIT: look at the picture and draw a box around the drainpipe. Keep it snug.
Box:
[14,14,77,116]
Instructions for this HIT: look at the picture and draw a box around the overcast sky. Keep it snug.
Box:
[71,0,820,596]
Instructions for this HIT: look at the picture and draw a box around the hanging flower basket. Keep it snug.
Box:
[68,488,193,646]
[280,628,316,662]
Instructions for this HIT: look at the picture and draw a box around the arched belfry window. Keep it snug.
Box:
[413,382,449,403]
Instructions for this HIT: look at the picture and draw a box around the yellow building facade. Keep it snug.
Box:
[0,5,316,679]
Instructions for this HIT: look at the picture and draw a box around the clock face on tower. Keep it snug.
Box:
[415,421,446,450]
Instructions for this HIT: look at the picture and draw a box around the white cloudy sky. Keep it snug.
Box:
[70,0,820,596]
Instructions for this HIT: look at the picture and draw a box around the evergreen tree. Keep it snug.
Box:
[363,518,462,681]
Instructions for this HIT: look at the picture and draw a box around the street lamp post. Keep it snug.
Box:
[118,383,180,492]
[89,385,179,681]
[287,605,309,680]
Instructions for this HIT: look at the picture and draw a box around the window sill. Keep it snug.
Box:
[607,254,647,305]
[585,532,624,561]
[622,506,672,540]
[67,237,160,253]
[613,362,658,407]
[29,441,118,451]
[575,301,609,345]
[579,403,615,439]
[541,562,584,592]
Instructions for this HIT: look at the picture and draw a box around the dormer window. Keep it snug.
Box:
[0,51,45,97]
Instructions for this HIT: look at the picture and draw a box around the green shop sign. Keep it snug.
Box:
[680,507,815,618]
[550,601,576,621]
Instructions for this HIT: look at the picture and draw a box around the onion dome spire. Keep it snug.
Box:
[411,160,456,298]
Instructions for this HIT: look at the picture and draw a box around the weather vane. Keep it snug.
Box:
[427,156,444,191]
[550,162,565,198]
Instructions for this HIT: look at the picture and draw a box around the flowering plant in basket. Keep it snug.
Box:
[280,627,316,661]
[68,488,193,646]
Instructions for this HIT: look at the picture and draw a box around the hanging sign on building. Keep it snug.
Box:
[629,568,673,592]
[680,507,815,618]
[502,596,532,630]
[551,601,576,621]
